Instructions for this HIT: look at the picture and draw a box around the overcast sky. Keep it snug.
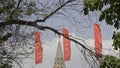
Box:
[15,1,120,67]
[18,11,120,68]
[18,21,120,68]
[21,37,119,68]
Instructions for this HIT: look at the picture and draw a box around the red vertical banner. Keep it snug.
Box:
[35,32,43,64]
[62,28,71,61]
[94,23,102,57]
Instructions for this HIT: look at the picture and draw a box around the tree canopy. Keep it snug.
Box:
[83,0,120,29]
[100,55,120,68]
[83,0,120,68]
[83,0,120,50]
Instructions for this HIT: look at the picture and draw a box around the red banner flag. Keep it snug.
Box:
[35,32,43,64]
[62,28,71,61]
[94,23,102,57]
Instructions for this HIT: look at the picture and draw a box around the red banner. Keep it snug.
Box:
[94,23,102,57]
[62,28,71,61]
[35,32,43,64]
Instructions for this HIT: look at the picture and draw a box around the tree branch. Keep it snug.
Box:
[0,0,99,61]
[9,0,23,19]
[34,0,73,22]
[32,22,100,59]
[0,19,98,59]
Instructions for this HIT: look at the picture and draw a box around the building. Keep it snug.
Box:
[53,41,66,68]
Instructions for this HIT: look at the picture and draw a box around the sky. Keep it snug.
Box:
[20,36,119,68]
[18,21,119,68]
[17,13,120,68]
[9,15,120,68]
[18,10,120,68]
[12,0,120,68]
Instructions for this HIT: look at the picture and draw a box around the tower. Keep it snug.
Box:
[53,41,66,68]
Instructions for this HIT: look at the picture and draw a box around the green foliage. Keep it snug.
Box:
[0,0,15,20]
[83,0,104,15]
[83,0,120,29]
[0,0,15,13]
[24,1,36,16]
[83,0,120,67]
[0,0,37,21]
[112,32,120,50]
[0,1,37,68]
[0,60,12,68]
[0,33,12,43]
[0,63,12,68]
[100,55,120,68]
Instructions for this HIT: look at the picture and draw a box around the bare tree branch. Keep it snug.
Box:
[0,19,99,60]
[34,0,74,22]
